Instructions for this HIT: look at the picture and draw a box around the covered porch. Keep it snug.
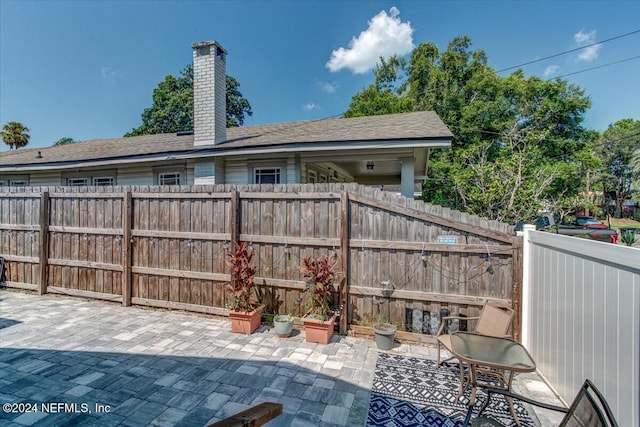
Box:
[301,146,431,198]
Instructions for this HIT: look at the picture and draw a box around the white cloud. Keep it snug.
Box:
[573,30,601,62]
[326,6,414,74]
[303,102,319,111]
[319,81,337,93]
[543,65,559,77]
[100,67,123,86]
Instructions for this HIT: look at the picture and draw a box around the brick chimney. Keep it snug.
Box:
[192,40,227,146]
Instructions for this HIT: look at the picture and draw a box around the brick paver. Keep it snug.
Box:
[0,291,378,426]
[0,290,563,426]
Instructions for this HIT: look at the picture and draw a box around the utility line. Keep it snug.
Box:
[496,29,640,73]
[242,33,640,140]
[554,55,640,78]
[271,31,640,129]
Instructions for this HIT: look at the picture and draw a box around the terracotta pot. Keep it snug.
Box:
[303,315,335,344]
[229,306,263,334]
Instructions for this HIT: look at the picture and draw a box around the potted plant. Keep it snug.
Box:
[300,254,338,344]
[620,228,638,246]
[273,314,295,338]
[373,281,397,350]
[226,241,263,334]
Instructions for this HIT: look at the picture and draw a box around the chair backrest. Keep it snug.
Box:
[560,380,618,427]
[474,303,514,337]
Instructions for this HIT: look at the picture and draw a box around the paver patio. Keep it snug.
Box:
[0,290,563,426]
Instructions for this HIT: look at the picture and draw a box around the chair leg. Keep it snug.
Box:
[456,360,466,403]
[436,341,441,366]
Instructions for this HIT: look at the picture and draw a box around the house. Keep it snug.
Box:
[0,40,452,198]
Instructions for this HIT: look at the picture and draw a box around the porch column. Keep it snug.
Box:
[400,157,415,198]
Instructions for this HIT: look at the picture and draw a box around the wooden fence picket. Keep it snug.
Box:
[0,183,520,341]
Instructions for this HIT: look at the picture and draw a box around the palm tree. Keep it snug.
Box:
[1,121,31,150]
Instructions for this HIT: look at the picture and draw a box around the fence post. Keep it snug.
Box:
[122,191,132,306]
[339,191,350,335]
[230,189,239,244]
[520,224,535,349]
[511,235,522,341]
[38,191,49,295]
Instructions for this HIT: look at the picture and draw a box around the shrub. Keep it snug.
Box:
[300,254,337,320]
[226,241,256,312]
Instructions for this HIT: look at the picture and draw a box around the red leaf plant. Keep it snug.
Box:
[300,254,337,320]
[226,241,257,313]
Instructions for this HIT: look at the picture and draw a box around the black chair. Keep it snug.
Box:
[467,379,618,427]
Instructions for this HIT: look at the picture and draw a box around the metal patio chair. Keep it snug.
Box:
[436,302,515,367]
[468,379,618,426]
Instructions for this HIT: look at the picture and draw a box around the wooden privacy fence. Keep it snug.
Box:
[0,184,521,341]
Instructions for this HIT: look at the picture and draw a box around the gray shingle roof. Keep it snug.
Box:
[0,111,452,168]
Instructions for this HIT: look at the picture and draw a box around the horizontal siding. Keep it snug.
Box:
[27,171,62,186]
[224,158,248,184]
[116,168,155,185]
[4,160,196,187]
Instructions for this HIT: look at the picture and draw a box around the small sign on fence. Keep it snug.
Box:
[437,235,458,244]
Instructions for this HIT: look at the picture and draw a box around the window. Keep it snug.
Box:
[93,177,115,186]
[0,176,29,187]
[63,170,115,186]
[158,172,181,186]
[319,174,328,183]
[254,168,281,184]
[154,165,185,186]
[67,177,90,186]
[307,170,317,184]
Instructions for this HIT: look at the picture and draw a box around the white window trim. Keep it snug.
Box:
[0,175,30,187]
[62,170,116,186]
[153,164,186,186]
[158,172,182,186]
[92,176,115,186]
[253,167,281,184]
[247,160,287,184]
[67,177,91,186]
[307,170,317,184]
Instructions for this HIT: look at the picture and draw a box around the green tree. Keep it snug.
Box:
[595,118,640,217]
[1,121,30,150]
[344,36,593,223]
[632,148,640,189]
[344,56,413,118]
[447,136,561,222]
[125,65,252,137]
[53,137,76,146]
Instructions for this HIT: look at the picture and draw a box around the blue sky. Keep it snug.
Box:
[1,0,639,151]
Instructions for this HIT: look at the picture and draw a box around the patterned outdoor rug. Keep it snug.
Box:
[366,352,534,427]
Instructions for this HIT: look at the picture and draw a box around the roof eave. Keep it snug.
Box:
[0,137,452,172]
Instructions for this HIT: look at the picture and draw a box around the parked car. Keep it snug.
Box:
[572,216,608,229]
[529,212,618,243]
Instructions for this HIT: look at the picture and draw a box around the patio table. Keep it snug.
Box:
[449,332,536,426]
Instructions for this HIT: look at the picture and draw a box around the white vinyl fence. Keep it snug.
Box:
[521,225,640,427]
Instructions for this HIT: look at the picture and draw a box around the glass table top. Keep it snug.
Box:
[450,332,536,372]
